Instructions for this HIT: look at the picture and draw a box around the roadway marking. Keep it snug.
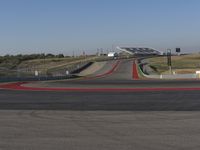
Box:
[132,61,139,80]
[1,82,200,92]
[83,60,121,80]
[1,60,200,92]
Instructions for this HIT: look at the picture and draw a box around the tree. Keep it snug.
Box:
[57,54,64,58]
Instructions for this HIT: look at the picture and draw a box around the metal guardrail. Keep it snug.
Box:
[0,62,92,82]
[0,61,94,83]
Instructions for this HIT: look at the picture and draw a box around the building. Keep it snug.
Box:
[116,46,163,55]
[107,52,118,57]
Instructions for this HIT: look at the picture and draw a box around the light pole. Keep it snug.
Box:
[43,53,46,77]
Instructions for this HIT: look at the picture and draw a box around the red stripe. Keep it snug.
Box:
[83,60,120,80]
[1,82,200,92]
[132,61,139,80]
[0,61,121,92]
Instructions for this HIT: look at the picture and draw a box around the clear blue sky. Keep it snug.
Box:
[0,0,200,55]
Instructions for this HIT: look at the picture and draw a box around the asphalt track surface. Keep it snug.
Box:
[1,89,200,111]
[1,59,200,110]
[1,111,200,150]
[1,59,200,150]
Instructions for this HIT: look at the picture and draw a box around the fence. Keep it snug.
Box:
[0,61,93,82]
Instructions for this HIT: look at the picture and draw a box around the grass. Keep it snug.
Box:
[0,56,102,77]
[0,54,114,77]
[147,54,200,74]
[18,56,100,75]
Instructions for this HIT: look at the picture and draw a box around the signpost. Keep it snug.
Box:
[176,48,181,55]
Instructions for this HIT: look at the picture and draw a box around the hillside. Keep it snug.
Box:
[0,54,100,77]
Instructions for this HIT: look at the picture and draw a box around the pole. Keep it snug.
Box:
[167,49,172,74]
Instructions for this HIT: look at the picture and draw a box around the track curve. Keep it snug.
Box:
[1,59,200,92]
[1,60,200,150]
[1,59,200,110]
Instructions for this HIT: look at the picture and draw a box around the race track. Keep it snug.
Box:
[1,58,200,150]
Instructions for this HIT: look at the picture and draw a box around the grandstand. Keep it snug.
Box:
[116,46,163,55]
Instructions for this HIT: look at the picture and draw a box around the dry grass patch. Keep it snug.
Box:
[147,54,200,74]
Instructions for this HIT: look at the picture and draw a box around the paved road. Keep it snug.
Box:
[1,59,200,150]
[29,79,200,88]
[1,59,200,110]
[100,59,133,80]
[0,89,200,111]
[0,111,200,150]
[24,59,200,89]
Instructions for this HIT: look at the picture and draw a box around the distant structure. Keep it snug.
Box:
[107,52,118,57]
[116,46,162,55]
